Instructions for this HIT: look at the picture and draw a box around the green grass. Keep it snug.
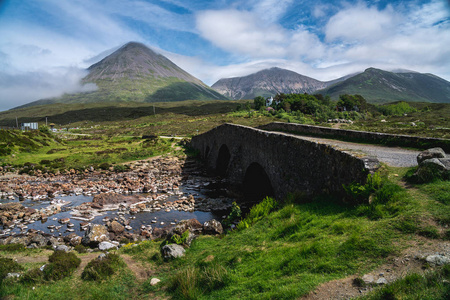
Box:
[360,265,450,300]
[156,189,409,299]
[1,134,174,172]
[0,168,449,299]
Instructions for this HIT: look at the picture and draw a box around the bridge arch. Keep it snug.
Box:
[216,144,231,176]
[243,162,274,202]
[204,146,210,159]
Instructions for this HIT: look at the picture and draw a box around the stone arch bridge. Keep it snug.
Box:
[190,123,379,201]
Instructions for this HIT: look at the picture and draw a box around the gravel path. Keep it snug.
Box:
[285,134,424,167]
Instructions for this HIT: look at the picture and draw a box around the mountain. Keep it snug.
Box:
[18,42,227,108]
[317,68,450,104]
[211,67,333,100]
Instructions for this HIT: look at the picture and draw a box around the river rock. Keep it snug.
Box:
[55,245,70,252]
[64,233,82,246]
[30,234,47,247]
[109,221,125,234]
[417,148,446,164]
[426,255,450,266]
[183,231,196,247]
[174,219,203,235]
[161,244,185,259]
[361,274,374,284]
[6,273,21,279]
[82,224,109,247]
[203,219,223,235]
[99,241,118,251]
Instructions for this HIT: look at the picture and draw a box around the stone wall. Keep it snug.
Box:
[190,123,379,200]
[259,122,450,152]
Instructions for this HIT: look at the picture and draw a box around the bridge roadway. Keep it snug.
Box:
[282,134,422,167]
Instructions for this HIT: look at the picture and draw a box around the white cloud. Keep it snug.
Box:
[0,68,97,111]
[251,0,294,23]
[196,9,288,58]
[99,0,196,33]
[325,3,397,43]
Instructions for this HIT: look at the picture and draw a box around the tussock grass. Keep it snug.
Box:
[81,253,125,281]
[361,265,450,299]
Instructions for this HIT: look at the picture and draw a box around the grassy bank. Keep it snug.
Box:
[1,166,449,299]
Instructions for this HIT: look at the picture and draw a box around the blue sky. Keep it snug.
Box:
[0,0,449,111]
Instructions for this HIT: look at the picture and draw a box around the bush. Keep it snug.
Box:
[74,244,88,254]
[378,101,417,116]
[236,197,278,230]
[20,267,43,284]
[98,162,112,170]
[0,243,25,252]
[222,202,242,228]
[81,253,125,281]
[343,172,382,204]
[0,257,24,283]
[43,251,81,281]
[39,125,51,134]
[161,230,192,249]
[113,164,129,172]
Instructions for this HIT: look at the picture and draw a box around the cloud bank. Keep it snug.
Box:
[0,68,97,111]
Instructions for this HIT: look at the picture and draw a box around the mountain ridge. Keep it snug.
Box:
[211,67,450,104]
[211,67,332,100]
[16,42,227,109]
[318,67,450,103]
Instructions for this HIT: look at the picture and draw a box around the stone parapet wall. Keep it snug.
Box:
[190,123,379,200]
[259,122,450,152]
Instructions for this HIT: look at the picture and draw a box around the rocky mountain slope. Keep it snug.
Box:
[17,42,227,109]
[211,67,331,100]
[212,66,450,104]
[317,68,450,104]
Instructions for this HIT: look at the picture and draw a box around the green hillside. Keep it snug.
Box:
[318,68,450,104]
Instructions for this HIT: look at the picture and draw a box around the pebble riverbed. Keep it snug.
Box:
[0,156,238,241]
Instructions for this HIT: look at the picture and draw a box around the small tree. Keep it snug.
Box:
[39,125,51,134]
[253,96,265,110]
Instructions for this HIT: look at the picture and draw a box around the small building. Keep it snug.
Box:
[266,97,274,107]
[21,122,38,130]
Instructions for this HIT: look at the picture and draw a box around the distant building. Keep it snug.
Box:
[266,96,274,107]
[21,122,38,130]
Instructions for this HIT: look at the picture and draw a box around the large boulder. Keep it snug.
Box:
[415,158,450,182]
[426,255,450,266]
[174,219,203,235]
[54,245,70,252]
[64,233,82,246]
[30,234,47,247]
[99,241,118,251]
[417,148,446,164]
[203,219,223,235]
[161,244,185,259]
[82,224,109,247]
[109,221,125,234]
[414,148,449,182]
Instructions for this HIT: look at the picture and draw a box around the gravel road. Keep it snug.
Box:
[287,134,424,167]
